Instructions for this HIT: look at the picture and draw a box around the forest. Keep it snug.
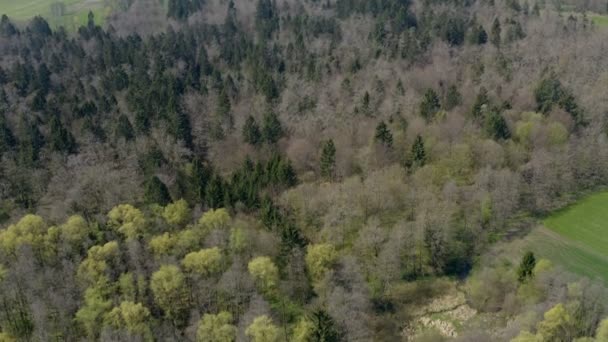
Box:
[1,0,608,340]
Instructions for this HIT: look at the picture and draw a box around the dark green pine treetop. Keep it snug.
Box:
[419,88,440,122]
[484,109,511,140]
[144,176,172,206]
[374,121,393,148]
[320,139,336,181]
[171,109,193,148]
[190,158,213,204]
[242,115,262,146]
[445,85,462,110]
[491,18,501,48]
[310,309,341,342]
[262,111,283,144]
[517,251,536,283]
[470,87,490,120]
[115,114,135,141]
[49,116,76,154]
[411,135,426,167]
[205,174,226,209]
[0,113,15,155]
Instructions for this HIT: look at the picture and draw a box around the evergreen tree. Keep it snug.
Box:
[470,87,490,120]
[320,139,336,181]
[115,114,135,141]
[0,113,15,155]
[262,111,283,144]
[30,91,47,112]
[216,88,232,121]
[374,121,393,147]
[255,0,279,40]
[191,158,212,205]
[491,18,501,48]
[310,309,341,342]
[144,176,172,206]
[469,25,488,45]
[18,119,44,165]
[419,88,440,122]
[171,110,193,148]
[36,64,51,95]
[205,175,225,209]
[134,110,150,134]
[484,109,511,140]
[0,15,17,37]
[410,135,426,167]
[445,85,462,110]
[49,116,76,153]
[532,2,540,16]
[517,251,536,283]
[242,116,262,146]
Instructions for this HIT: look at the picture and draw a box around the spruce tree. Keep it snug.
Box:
[374,121,393,147]
[484,109,511,140]
[310,309,341,342]
[445,85,462,110]
[205,175,225,209]
[491,18,501,48]
[116,114,135,141]
[0,112,15,155]
[517,251,536,283]
[411,135,426,167]
[262,111,283,144]
[320,139,336,181]
[419,89,440,122]
[243,116,262,146]
[49,116,76,153]
[191,158,212,204]
[171,110,193,148]
[144,176,172,206]
[471,87,490,120]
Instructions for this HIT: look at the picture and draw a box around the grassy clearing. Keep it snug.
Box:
[0,0,111,30]
[522,191,608,283]
[591,14,608,26]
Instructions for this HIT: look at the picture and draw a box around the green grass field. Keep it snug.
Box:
[591,14,608,26]
[0,0,111,31]
[524,192,608,283]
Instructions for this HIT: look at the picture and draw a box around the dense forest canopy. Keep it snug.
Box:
[1,0,608,340]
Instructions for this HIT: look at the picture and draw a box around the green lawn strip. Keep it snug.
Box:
[525,227,608,283]
[543,192,608,256]
[0,0,110,30]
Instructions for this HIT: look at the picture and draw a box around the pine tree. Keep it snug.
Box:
[517,251,536,283]
[144,176,172,206]
[310,309,341,342]
[445,85,462,110]
[419,88,440,122]
[49,116,76,153]
[216,88,231,121]
[320,139,336,181]
[205,175,225,209]
[116,114,135,141]
[374,121,393,147]
[243,116,262,146]
[262,111,283,144]
[491,18,501,48]
[0,113,15,155]
[171,110,193,148]
[410,135,426,167]
[484,109,511,140]
[191,158,212,205]
[470,87,490,120]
